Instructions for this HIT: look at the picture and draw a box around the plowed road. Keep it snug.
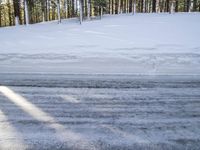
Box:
[0,74,200,150]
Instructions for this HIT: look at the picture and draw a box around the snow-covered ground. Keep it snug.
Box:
[0,75,200,150]
[0,13,200,150]
[0,13,200,75]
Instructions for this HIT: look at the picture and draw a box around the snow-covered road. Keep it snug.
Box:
[0,75,200,150]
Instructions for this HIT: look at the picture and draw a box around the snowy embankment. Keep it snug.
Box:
[0,13,200,75]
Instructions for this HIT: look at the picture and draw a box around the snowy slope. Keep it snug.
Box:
[0,13,200,74]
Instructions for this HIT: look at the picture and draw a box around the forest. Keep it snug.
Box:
[0,0,200,27]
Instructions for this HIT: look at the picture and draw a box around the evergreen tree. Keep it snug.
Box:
[1,0,200,27]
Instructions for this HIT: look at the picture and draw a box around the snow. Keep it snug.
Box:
[0,13,200,149]
[0,75,200,149]
[0,13,200,75]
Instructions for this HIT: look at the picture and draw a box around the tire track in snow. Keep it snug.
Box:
[0,75,200,149]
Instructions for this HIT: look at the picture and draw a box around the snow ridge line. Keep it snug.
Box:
[0,74,200,88]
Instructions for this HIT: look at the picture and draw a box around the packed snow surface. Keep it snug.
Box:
[0,75,200,150]
[0,13,200,74]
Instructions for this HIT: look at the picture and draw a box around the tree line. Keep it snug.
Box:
[0,0,200,27]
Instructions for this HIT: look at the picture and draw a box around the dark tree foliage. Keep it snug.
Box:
[94,0,107,7]
[0,0,200,27]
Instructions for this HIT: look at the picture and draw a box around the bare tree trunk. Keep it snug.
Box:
[132,0,136,14]
[100,6,103,19]
[8,0,13,26]
[161,0,164,12]
[147,0,150,12]
[112,0,115,14]
[126,0,128,13]
[169,0,175,14]
[118,0,121,14]
[156,0,160,13]
[110,0,112,14]
[143,0,146,12]
[189,0,193,12]
[127,0,130,13]
[90,0,94,16]
[64,0,68,18]
[57,0,61,23]
[46,0,49,21]
[86,0,90,19]
[79,0,83,24]
[24,0,29,25]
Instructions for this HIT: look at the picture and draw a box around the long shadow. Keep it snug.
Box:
[0,94,43,149]
[63,89,198,149]
[0,108,27,150]
[1,76,200,150]
[0,86,97,150]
